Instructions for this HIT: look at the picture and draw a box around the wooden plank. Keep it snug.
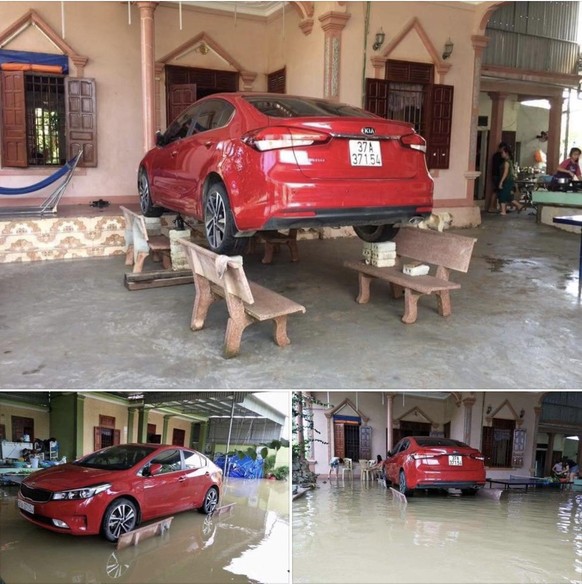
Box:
[116,516,173,550]
[124,269,193,291]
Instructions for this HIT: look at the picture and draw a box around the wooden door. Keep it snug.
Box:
[168,84,197,125]
[1,70,27,167]
[172,428,185,447]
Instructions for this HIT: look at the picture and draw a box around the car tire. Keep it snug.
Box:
[353,224,399,243]
[101,498,139,542]
[204,182,248,255]
[138,167,164,217]
[198,486,219,515]
[399,470,413,497]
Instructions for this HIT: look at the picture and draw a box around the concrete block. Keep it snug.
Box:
[169,229,192,271]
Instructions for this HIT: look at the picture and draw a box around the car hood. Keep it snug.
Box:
[23,464,120,491]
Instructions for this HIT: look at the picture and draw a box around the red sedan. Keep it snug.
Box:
[17,443,223,541]
[138,93,433,254]
[384,436,486,496]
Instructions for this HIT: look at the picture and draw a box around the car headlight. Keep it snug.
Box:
[52,483,111,500]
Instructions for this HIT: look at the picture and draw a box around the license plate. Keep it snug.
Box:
[349,140,382,166]
[449,455,462,466]
[18,499,34,514]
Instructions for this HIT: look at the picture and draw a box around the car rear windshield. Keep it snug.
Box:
[75,445,157,470]
[415,437,470,448]
[244,96,375,119]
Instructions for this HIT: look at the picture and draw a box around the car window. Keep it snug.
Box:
[150,449,182,474]
[244,96,376,118]
[191,100,235,134]
[163,103,199,144]
[183,450,207,470]
[76,445,156,470]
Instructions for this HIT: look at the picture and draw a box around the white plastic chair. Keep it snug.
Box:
[341,458,353,481]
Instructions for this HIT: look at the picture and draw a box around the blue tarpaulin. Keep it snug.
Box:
[214,454,264,479]
[0,49,69,73]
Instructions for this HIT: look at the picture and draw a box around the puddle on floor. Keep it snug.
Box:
[0,477,289,584]
[292,481,582,583]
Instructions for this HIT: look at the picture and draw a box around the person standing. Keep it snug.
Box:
[564,457,580,482]
[488,142,508,213]
[497,145,523,216]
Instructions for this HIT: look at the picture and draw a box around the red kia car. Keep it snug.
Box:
[384,436,486,496]
[17,443,222,541]
[138,93,433,254]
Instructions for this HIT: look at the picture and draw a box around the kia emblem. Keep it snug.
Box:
[362,127,375,135]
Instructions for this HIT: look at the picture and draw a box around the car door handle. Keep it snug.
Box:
[178,477,186,482]
[204,141,214,149]
[171,150,178,158]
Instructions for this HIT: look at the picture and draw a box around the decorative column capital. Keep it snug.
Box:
[136,1,158,16]
[240,71,257,91]
[462,397,477,408]
[371,55,387,79]
[488,91,510,102]
[299,18,314,35]
[471,34,489,54]
[318,11,351,34]
[71,56,88,78]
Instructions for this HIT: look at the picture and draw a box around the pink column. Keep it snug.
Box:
[137,2,158,153]
[386,393,395,454]
[546,95,563,175]
[484,92,508,212]
[318,11,351,100]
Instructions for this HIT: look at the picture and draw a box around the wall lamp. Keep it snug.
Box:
[442,38,454,60]
[519,409,525,419]
[486,405,492,415]
[373,28,386,51]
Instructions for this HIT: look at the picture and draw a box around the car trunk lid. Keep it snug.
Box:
[266,116,425,180]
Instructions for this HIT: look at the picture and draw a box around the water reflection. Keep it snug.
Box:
[0,478,289,584]
[293,482,582,583]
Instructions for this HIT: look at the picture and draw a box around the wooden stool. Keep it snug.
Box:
[248,229,299,264]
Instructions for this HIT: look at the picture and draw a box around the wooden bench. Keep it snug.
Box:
[120,206,171,273]
[179,239,306,358]
[344,227,477,324]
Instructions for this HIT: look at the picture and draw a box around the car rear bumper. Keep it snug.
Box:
[260,205,431,231]
[415,481,486,490]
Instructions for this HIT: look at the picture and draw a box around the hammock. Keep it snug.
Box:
[0,150,83,217]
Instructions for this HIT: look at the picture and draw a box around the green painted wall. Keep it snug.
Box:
[49,393,82,462]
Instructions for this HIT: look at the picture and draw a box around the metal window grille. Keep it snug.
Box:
[25,74,66,166]
[344,424,360,461]
[388,83,424,134]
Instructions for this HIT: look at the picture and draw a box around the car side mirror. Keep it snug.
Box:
[155,131,165,147]
[147,463,163,476]
[387,450,393,458]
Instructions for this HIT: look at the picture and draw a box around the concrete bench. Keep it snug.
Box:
[344,227,477,324]
[120,206,171,273]
[179,239,306,358]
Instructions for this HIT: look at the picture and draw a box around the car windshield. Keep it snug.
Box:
[415,437,470,448]
[74,445,157,470]
[244,96,376,118]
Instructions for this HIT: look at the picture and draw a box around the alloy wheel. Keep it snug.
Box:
[107,503,136,539]
[138,171,150,215]
[204,488,219,514]
[205,191,227,250]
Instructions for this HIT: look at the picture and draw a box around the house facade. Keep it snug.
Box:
[300,391,582,479]
[0,1,580,230]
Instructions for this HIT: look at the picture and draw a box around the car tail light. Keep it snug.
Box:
[411,453,437,460]
[400,133,427,153]
[242,126,331,151]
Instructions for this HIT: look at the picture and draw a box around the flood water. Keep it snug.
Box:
[292,481,582,583]
[0,477,289,584]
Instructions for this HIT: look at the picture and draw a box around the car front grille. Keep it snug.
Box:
[20,483,52,502]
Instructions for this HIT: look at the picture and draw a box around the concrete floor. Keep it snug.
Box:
[1,212,581,389]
